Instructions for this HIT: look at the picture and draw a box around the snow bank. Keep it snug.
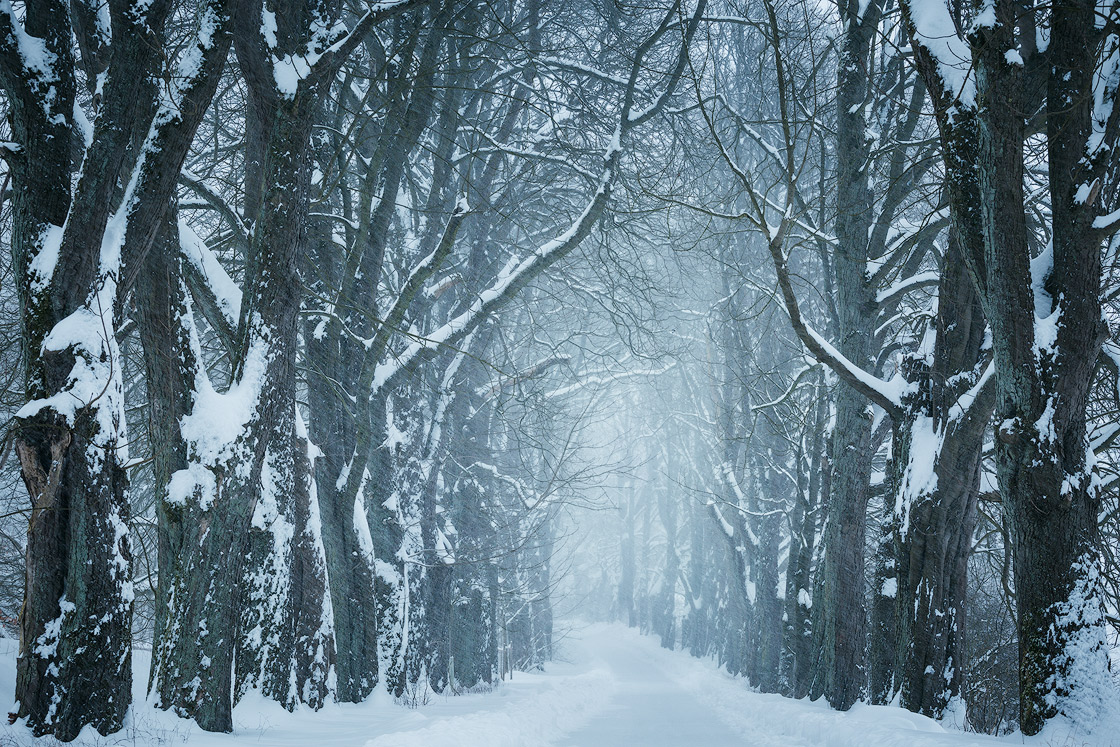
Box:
[0,633,615,746]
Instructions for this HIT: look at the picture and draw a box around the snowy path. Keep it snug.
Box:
[551,625,1021,747]
[557,625,1010,747]
[554,625,798,746]
[0,624,1098,745]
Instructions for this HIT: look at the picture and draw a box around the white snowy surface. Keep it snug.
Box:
[0,624,1113,745]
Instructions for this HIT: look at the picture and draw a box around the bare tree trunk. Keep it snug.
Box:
[684,491,713,657]
[305,216,378,700]
[890,239,991,717]
[782,387,823,697]
[751,422,785,694]
[154,0,397,718]
[136,209,196,693]
[655,460,679,649]
[288,416,336,710]
[868,519,898,704]
[304,4,447,699]
[810,0,883,710]
[619,479,637,627]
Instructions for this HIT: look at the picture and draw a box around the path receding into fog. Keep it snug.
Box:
[547,624,1008,747]
[552,624,798,746]
[365,623,1012,747]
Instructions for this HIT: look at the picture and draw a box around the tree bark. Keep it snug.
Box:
[812,0,884,710]
[891,238,991,717]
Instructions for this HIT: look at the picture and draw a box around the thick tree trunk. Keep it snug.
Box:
[1,14,122,735]
[15,405,132,742]
[234,90,336,709]
[811,383,873,707]
[287,418,336,710]
[367,393,409,697]
[305,249,378,701]
[891,242,990,717]
[896,434,981,715]
[136,210,196,691]
[309,432,377,700]
[302,6,443,700]
[810,0,883,710]
[683,495,710,657]
[868,520,898,704]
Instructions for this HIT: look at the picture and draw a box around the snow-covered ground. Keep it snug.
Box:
[0,624,1109,746]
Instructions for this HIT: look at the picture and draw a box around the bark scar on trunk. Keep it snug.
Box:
[15,426,72,522]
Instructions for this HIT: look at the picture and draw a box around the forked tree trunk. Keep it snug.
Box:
[2,0,206,736]
[969,0,1116,731]
[154,68,329,732]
